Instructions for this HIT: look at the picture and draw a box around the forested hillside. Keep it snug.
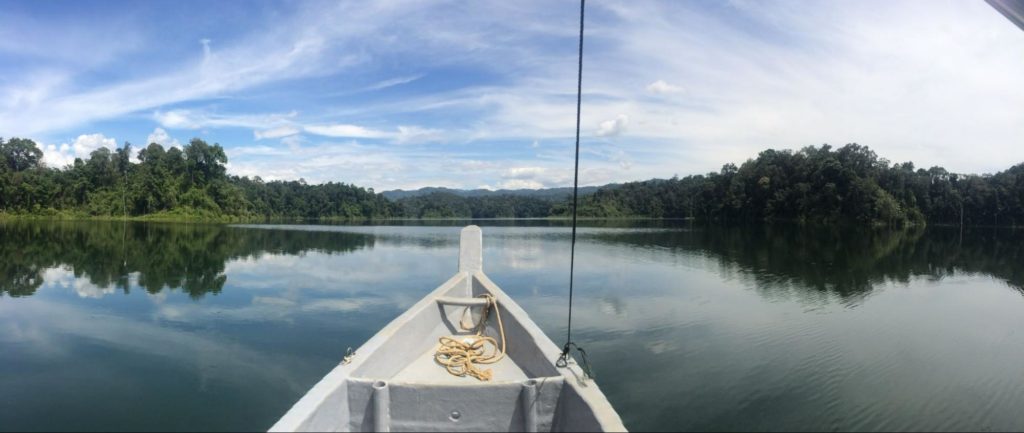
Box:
[0,137,394,219]
[2,136,1023,226]
[576,144,1024,226]
[393,143,1024,226]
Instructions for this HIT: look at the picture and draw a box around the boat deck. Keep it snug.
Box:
[391,344,529,384]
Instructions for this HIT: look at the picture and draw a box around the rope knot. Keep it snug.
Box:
[557,341,594,380]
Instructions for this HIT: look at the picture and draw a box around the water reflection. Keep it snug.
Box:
[5,222,1024,432]
[587,225,1024,303]
[0,221,374,299]
[5,222,1024,306]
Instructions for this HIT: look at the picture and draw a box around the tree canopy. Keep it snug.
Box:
[1,137,1022,226]
[0,137,394,219]
[571,143,1024,226]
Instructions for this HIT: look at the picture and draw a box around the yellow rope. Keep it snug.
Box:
[434,294,506,381]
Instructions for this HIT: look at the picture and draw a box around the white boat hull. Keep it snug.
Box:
[270,226,626,432]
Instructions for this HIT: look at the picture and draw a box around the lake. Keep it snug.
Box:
[2,220,1024,431]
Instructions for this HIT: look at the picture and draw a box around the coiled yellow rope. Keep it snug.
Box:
[434,294,506,381]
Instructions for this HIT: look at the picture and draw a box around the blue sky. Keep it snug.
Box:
[2,0,1023,190]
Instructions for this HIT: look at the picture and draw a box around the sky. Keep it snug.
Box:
[1,0,1023,191]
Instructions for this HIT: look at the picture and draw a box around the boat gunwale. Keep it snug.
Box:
[269,225,626,432]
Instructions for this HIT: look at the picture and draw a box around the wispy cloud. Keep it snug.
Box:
[646,80,682,94]
[0,2,374,136]
[303,124,392,139]
[302,123,444,144]
[7,0,1024,189]
[254,125,300,140]
[362,74,425,92]
[154,109,299,130]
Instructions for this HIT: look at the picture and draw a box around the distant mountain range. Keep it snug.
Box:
[381,185,606,201]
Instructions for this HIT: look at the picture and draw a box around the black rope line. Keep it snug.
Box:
[558,0,589,378]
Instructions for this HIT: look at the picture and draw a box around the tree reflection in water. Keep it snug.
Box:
[4,221,1023,304]
[587,224,1024,303]
[0,221,374,299]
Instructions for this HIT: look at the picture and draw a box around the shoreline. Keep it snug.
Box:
[2,212,1021,229]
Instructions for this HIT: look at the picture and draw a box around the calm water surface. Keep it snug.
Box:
[2,221,1024,431]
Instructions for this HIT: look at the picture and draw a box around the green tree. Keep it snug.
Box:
[183,138,227,188]
[1,137,43,171]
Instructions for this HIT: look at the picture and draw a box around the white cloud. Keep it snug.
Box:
[41,143,75,168]
[146,127,181,148]
[498,179,545,189]
[200,38,212,61]
[394,1,1024,178]
[363,74,424,92]
[646,79,683,94]
[74,133,118,153]
[42,133,118,168]
[0,1,371,137]
[255,125,300,140]
[154,109,298,130]
[153,110,200,129]
[495,166,570,190]
[596,114,629,137]
[303,123,444,144]
[223,134,634,190]
[9,0,1024,188]
[304,124,392,139]
[504,166,547,179]
[394,126,444,144]
[587,1,1024,174]
[281,134,303,151]
[225,140,403,185]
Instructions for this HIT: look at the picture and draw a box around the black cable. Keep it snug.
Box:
[558,0,587,375]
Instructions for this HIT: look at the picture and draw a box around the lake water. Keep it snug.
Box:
[2,221,1024,431]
